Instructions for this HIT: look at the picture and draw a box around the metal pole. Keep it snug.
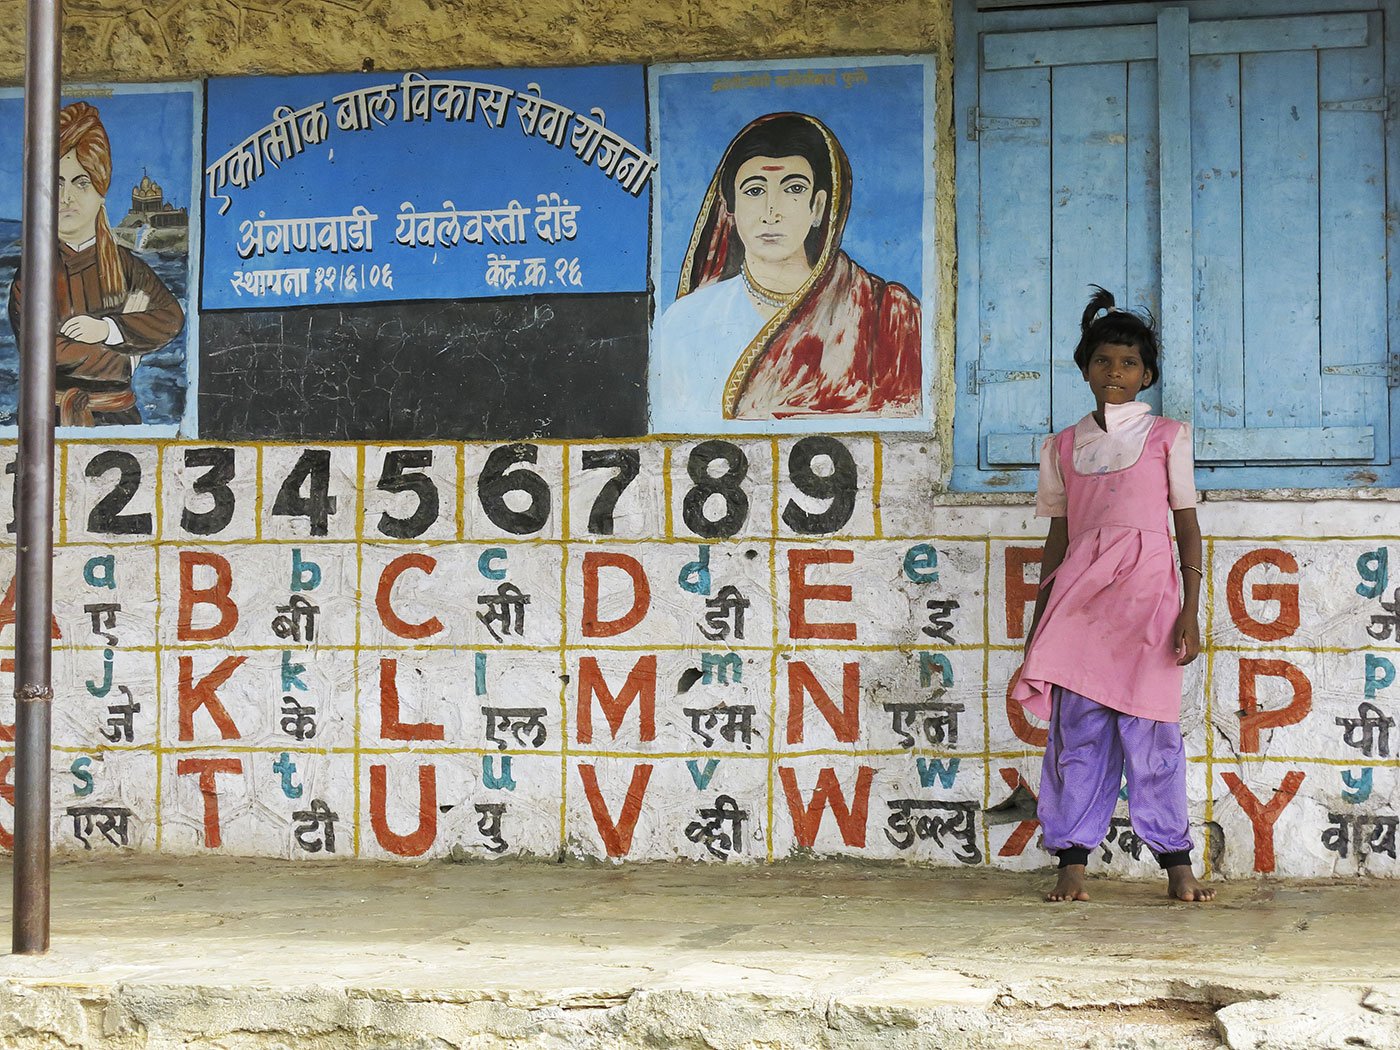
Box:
[13,0,61,956]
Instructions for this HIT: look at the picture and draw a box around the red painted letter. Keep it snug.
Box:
[578,762,653,857]
[0,658,12,742]
[1004,546,1042,640]
[0,755,14,850]
[786,661,860,743]
[1004,671,1048,749]
[177,757,243,848]
[370,763,438,857]
[788,549,856,640]
[1238,659,1312,752]
[581,552,651,637]
[376,553,443,639]
[0,577,62,640]
[779,765,874,848]
[178,551,239,641]
[996,768,1040,856]
[576,656,656,743]
[1227,548,1300,642]
[178,655,245,741]
[378,658,445,741]
[1220,770,1305,873]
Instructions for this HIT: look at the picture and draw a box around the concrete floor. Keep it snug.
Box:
[0,858,1396,1049]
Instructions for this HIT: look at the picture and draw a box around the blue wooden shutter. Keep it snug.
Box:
[953,5,1166,488]
[1191,9,1394,480]
[953,0,1400,492]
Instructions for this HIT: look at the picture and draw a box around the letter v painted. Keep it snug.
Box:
[687,758,719,790]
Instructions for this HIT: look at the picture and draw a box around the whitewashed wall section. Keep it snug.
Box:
[0,438,1394,877]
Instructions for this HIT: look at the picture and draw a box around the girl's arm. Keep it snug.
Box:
[1173,506,1203,665]
[1024,516,1068,650]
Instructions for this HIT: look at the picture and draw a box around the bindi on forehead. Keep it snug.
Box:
[759,165,785,171]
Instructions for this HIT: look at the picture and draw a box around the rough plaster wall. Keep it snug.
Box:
[0,1,951,78]
[15,450,1400,878]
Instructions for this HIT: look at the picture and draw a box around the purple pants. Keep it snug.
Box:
[1038,686,1193,869]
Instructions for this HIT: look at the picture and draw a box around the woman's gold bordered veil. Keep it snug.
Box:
[674,112,852,419]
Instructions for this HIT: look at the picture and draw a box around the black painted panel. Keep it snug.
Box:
[199,294,649,440]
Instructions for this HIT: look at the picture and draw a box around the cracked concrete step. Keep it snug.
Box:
[0,857,1394,1048]
[1215,986,1400,1050]
[0,981,1229,1049]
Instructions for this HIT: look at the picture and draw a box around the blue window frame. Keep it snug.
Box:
[952,0,1400,491]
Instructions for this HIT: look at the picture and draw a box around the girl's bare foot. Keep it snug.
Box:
[1166,864,1215,902]
[1045,863,1089,902]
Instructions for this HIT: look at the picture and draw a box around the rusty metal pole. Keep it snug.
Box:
[13,0,61,956]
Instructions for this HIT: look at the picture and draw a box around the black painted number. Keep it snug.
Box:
[85,450,152,535]
[271,449,337,537]
[581,448,639,535]
[682,440,749,539]
[376,449,439,539]
[181,447,236,536]
[478,444,550,535]
[781,437,858,535]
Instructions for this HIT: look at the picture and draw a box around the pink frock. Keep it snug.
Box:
[1011,417,1185,723]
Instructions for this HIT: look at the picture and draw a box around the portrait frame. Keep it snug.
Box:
[0,80,202,439]
[647,54,937,435]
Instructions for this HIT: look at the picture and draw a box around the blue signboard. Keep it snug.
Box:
[202,66,652,309]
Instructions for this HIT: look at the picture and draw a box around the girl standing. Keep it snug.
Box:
[1012,286,1214,903]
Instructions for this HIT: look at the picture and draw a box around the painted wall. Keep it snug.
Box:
[0,438,1390,877]
[0,0,1393,878]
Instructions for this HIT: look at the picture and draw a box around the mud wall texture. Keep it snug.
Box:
[0,1,950,82]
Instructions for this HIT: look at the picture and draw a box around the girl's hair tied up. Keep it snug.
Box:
[1071,283,1162,389]
[1080,285,1116,334]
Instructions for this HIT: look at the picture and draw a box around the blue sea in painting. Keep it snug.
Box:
[0,217,189,428]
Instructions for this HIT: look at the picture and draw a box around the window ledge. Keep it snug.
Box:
[1198,487,1400,503]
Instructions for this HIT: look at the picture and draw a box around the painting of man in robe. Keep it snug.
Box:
[0,85,197,433]
[649,59,934,434]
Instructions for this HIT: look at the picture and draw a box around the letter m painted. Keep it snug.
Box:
[701,652,743,685]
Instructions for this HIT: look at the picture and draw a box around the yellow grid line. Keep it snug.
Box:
[661,445,674,540]
[27,742,1016,759]
[1204,538,1215,878]
[153,445,164,851]
[353,444,366,856]
[58,442,69,545]
[1201,754,1400,768]
[253,445,264,540]
[767,437,781,862]
[871,436,884,539]
[51,746,1389,766]
[559,525,570,856]
[455,445,467,542]
[39,532,1400,549]
[981,537,992,865]
[14,435,1400,487]
[559,446,572,853]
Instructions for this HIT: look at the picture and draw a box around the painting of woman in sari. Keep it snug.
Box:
[5,100,184,426]
[651,111,921,425]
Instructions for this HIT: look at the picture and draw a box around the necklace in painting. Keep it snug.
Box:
[741,263,797,309]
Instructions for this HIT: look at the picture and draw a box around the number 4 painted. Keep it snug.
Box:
[272,450,337,537]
